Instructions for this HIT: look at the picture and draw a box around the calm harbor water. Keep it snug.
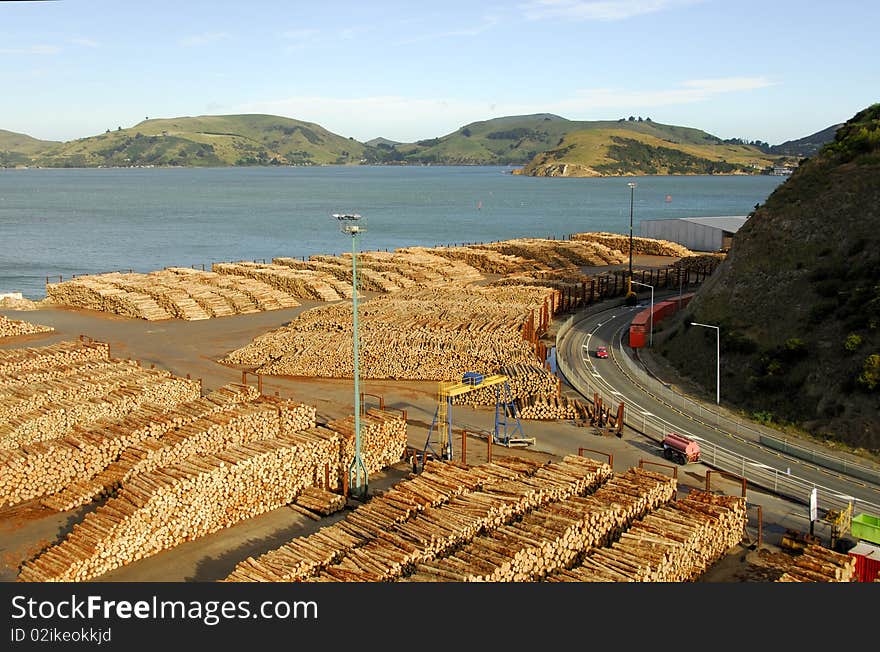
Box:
[0,166,785,299]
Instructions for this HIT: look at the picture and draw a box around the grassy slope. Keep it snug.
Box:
[658,104,880,451]
[34,115,367,167]
[0,129,60,166]
[393,114,730,166]
[519,128,785,176]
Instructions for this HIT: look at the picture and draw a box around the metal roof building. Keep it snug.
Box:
[639,216,749,252]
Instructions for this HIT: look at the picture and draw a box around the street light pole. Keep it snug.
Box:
[690,322,720,404]
[626,182,637,303]
[334,213,368,498]
[632,280,654,346]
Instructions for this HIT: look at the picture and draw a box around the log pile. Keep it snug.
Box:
[407,246,543,275]
[0,340,109,377]
[308,456,613,582]
[224,284,553,380]
[325,409,407,491]
[47,277,173,321]
[451,364,559,407]
[18,428,342,582]
[225,457,552,581]
[516,394,589,421]
[213,262,349,302]
[0,315,54,338]
[226,456,613,582]
[274,257,405,294]
[293,487,346,517]
[404,467,676,582]
[164,268,298,313]
[0,370,201,449]
[41,399,315,511]
[474,238,628,268]
[47,269,300,321]
[570,232,693,258]
[548,490,747,582]
[774,545,857,582]
[1,384,258,509]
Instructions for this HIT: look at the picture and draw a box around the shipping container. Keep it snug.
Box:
[852,513,880,545]
[629,328,646,348]
[848,541,880,582]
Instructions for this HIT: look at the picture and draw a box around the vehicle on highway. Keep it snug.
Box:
[661,432,701,465]
[595,346,608,359]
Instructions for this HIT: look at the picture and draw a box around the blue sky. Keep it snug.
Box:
[1,0,877,144]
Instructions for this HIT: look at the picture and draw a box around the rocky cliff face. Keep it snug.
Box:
[658,105,880,453]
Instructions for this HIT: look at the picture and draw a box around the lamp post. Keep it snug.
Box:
[626,182,637,303]
[690,322,720,405]
[334,212,368,498]
[632,280,654,346]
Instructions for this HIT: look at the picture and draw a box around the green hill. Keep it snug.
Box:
[32,114,367,167]
[516,127,790,176]
[385,114,748,167]
[657,103,880,453]
[0,129,59,167]
[769,123,843,157]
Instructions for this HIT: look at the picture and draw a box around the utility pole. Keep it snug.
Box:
[626,182,637,305]
[334,213,368,498]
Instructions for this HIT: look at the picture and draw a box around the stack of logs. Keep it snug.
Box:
[225,456,613,582]
[18,427,340,582]
[0,340,108,376]
[404,467,676,582]
[325,409,408,491]
[41,397,315,511]
[292,487,347,518]
[775,545,858,582]
[517,394,588,421]
[473,238,628,269]
[451,364,559,407]
[1,383,258,509]
[548,490,747,582]
[46,269,300,321]
[0,367,201,449]
[570,232,693,258]
[0,315,54,338]
[224,284,554,380]
[15,405,407,581]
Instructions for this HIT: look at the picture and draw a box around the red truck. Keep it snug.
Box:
[661,433,701,465]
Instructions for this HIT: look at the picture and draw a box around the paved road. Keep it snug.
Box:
[558,302,880,516]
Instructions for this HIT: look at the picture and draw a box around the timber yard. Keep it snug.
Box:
[2,232,879,584]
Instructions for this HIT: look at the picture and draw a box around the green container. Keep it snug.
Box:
[852,513,880,545]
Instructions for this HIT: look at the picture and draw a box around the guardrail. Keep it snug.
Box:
[626,348,880,486]
[555,306,880,519]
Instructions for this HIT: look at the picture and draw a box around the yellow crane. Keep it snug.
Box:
[423,372,534,462]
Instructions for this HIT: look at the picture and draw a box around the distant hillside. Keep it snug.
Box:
[0,129,58,167]
[31,115,367,167]
[515,127,789,176]
[365,137,403,147]
[382,114,736,166]
[769,123,843,157]
[658,103,880,453]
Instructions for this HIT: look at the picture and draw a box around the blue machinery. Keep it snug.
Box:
[422,372,535,461]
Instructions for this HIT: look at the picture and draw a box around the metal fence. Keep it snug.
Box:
[555,309,880,518]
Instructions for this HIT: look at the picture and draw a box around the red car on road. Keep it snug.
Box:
[595,346,608,359]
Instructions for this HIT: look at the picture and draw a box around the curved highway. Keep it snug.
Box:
[558,302,880,515]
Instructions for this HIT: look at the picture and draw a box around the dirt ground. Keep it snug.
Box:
[0,256,827,582]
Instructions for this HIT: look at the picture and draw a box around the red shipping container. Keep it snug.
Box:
[848,541,880,582]
[629,327,646,348]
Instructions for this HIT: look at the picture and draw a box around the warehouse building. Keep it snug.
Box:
[640,216,748,252]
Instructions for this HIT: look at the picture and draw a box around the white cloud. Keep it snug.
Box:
[71,38,99,48]
[0,45,61,55]
[179,32,231,47]
[395,15,501,45]
[230,76,774,141]
[522,0,702,21]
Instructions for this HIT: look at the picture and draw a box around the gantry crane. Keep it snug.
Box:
[422,372,535,462]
